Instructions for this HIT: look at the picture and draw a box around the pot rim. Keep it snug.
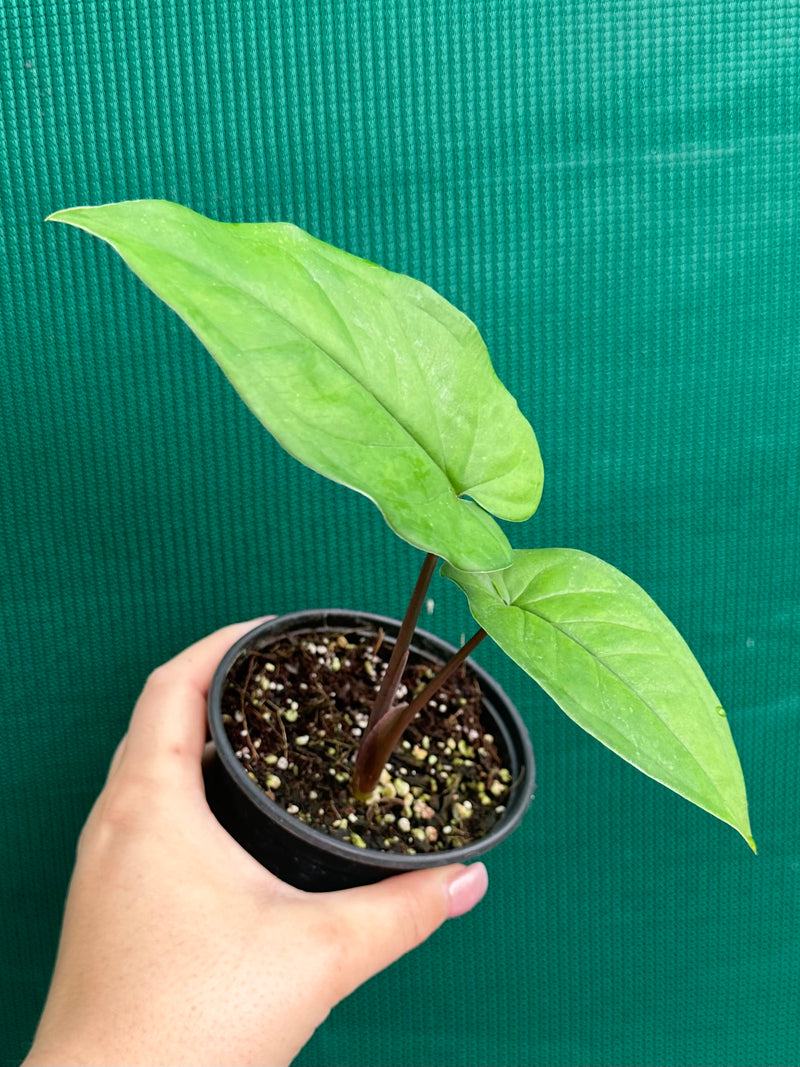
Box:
[207,609,535,872]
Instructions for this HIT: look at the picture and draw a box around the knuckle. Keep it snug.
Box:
[393,879,441,947]
[143,659,178,693]
[78,774,152,853]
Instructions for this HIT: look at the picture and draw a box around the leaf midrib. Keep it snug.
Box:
[506,595,734,810]
[126,232,475,502]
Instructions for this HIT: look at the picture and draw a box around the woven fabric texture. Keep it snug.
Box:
[1,2,798,1065]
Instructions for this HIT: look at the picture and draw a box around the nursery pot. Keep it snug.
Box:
[204,610,535,892]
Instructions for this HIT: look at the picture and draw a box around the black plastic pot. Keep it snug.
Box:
[204,610,535,891]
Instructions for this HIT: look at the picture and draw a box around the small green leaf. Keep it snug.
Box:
[443,548,754,847]
[48,200,543,571]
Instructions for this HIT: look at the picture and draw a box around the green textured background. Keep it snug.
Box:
[1,2,798,1065]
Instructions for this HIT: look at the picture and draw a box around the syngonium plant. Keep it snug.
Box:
[48,200,755,850]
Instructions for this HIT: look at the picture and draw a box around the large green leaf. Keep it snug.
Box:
[443,548,754,847]
[49,200,543,571]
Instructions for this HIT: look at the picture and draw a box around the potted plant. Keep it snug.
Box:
[48,200,755,890]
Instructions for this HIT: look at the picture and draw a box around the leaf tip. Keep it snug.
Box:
[46,207,82,227]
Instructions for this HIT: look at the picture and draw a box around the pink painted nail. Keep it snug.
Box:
[446,863,489,918]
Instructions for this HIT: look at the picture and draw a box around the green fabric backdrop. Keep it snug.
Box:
[2,2,798,1064]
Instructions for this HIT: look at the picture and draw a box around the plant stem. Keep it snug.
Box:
[400,627,487,723]
[351,627,488,799]
[365,551,438,733]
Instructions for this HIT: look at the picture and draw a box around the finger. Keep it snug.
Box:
[322,863,488,994]
[104,734,128,783]
[116,617,271,788]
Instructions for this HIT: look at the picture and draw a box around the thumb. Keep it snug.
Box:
[323,863,488,993]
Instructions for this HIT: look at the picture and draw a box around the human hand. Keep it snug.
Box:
[23,619,489,1067]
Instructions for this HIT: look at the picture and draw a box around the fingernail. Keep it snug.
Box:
[446,862,489,918]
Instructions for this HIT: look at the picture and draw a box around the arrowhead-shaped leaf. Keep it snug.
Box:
[49,200,543,571]
[443,548,754,847]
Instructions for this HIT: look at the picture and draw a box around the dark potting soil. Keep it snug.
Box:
[220,627,515,854]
